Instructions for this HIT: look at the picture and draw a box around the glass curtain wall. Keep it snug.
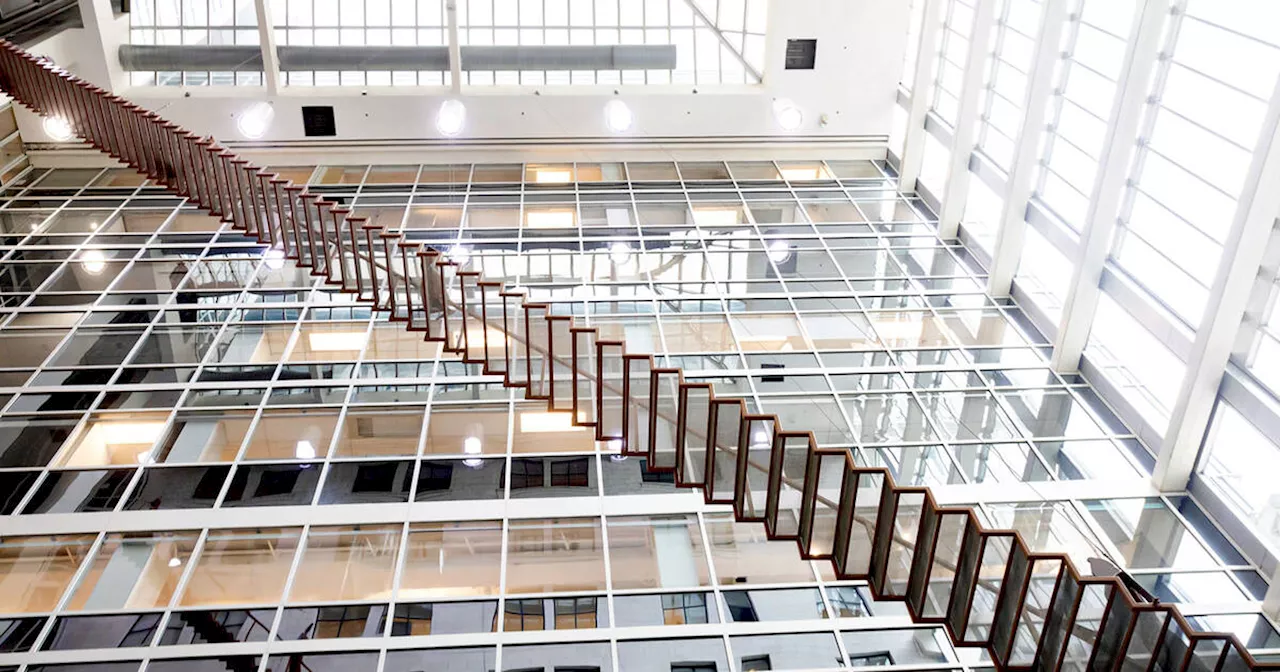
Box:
[896,0,1280,606]
[0,159,1273,669]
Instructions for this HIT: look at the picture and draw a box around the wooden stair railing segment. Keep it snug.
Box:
[0,39,1272,672]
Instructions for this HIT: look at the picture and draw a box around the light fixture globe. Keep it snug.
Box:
[237,102,275,139]
[772,98,803,131]
[604,99,634,133]
[80,248,107,274]
[766,239,793,264]
[43,116,73,141]
[437,99,466,136]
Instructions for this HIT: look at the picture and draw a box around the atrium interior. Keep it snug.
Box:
[0,0,1278,671]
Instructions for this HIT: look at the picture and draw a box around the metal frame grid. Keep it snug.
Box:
[0,156,1277,669]
[897,0,1280,628]
[128,0,768,88]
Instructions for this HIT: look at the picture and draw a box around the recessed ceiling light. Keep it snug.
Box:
[43,116,73,141]
[100,421,166,445]
[534,169,572,183]
[526,210,576,228]
[609,242,633,265]
[604,99,633,133]
[773,99,803,131]
[692,209,741,227]
[308,331,368,351]
[519,411,584,433]
[237,102,275,139]
[437,99,466,136]
[167,557,182,568]
[80,249,107,274]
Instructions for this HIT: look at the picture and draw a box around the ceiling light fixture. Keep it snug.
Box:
[437,99,466,137]
[167,557,182,568]
[534,169,572,183]
[307,331,368,351]
[519,412,584,433]
[237,102,275,140]
[604,99,634,133]
[766,239,793,263]
[609,241,633,265]
[294,440,317,459]
[781,167,823,181]
[100,421,167,445]
[80,249,107,274]
[525,210,576,228]
[692,209,741,227]
[43,115,74,141]
[773,98,803,131]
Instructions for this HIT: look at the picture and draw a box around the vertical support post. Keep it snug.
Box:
[986,0,1069,296]
[75,0,128,91]
[1049,0,1171,372]
[254,0,283,95]
[897,0,944,193]
[1153,76,1280,491]
[446,0,463,93]
[936,0,998,239]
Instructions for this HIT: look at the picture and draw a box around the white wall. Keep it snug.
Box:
[14,0,911,159]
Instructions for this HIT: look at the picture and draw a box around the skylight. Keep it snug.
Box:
[126,0,768,87]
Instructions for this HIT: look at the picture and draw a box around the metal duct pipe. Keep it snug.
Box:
[118,44,677,72]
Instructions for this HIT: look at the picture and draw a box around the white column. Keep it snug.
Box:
[1266,568,1280,621]
[936,0,998,239]
[1153,76,1280,491]
[447,0,463,93]
[76,0,128,91]
[897,0,945,193]
[1049,0,1170,372]
[986,0,1069,296]
[254,0,282,95]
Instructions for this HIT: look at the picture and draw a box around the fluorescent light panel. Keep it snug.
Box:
[519,412,585,433]
[309,331,369,351]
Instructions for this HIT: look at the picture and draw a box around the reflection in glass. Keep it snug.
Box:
[398,522,502,599]
[179,528,301,607]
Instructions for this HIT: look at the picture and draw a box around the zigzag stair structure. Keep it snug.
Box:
[0,37,1273,672]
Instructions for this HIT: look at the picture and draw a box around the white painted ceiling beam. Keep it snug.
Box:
[1154,74,1280,492]
[1049,0,1170,373]
[935,0,998,240]
[253,0,282,96]
[896,0,944,194]
[986,0,1069,297]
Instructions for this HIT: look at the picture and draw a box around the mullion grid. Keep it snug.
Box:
[903,0,1280,638]
[978,0,1043,171]
[129,0,262,86]
[1032,0,1095,231]
[0,159,1265,668]
[1110,2,1213,327]
[931,0,976,126]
